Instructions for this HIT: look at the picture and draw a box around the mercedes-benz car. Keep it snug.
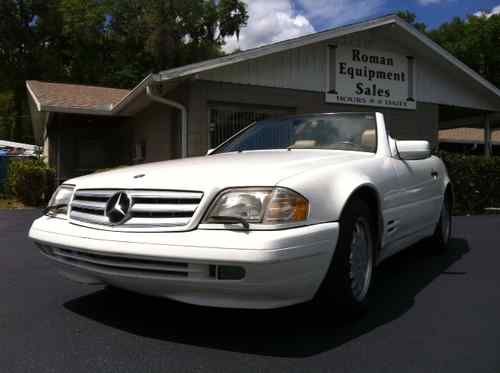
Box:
[29,112,452,312]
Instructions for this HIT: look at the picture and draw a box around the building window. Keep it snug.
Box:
[209,106,292,148]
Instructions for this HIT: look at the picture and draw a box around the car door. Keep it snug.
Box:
[388,139,442,241]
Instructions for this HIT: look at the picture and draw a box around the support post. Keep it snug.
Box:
[146,85,188,158]
[56,116,62,184]
[484,114,491,158]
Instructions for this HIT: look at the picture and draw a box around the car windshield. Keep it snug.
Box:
[213,113,377,154]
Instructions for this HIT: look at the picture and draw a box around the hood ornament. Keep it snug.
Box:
[134,174,145,179]
[105,192,132,225]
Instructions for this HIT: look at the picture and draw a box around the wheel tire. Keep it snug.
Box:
[429,193,452,252]
[316,199,376,316]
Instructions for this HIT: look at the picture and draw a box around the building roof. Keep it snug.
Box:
[27,14,500,118]
[154,14,500,99]
[26,80,130,115]
[0,140,39,151]
[439,128,500,145]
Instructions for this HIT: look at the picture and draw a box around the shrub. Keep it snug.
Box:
[438,151,500,215]
[6,159,56,206]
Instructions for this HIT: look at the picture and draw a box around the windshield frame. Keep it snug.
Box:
[210,112,379,155]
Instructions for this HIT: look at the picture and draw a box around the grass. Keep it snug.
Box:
[0,198,28,209]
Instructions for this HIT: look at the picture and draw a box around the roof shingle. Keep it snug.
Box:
[27,80,130,112]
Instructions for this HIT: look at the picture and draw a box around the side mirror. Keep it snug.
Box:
[206,148,215,155]
[396,140,431,160]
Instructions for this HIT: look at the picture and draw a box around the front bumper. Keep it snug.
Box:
[29,216,339,309]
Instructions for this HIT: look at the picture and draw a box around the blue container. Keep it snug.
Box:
[0,151,8,195]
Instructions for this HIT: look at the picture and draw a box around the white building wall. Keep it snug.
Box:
[125,103,177,163]
[200,27,500,111]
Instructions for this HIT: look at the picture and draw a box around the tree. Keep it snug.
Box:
[429,13,500,88]
[397,11,427,33]
[398,10,500,89]
[0,0,248,141]
[106,0,248,87]
[0,0,64,143]
[55,0,113,84]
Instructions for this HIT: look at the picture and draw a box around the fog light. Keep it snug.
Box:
[37,243,53,256]
[217,265,245,280]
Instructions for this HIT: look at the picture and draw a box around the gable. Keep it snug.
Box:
[198,23,500,112]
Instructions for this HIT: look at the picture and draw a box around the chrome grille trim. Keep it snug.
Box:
[70,211,108,225]
[71,200,107,210]
[70,189,203,229]
[74,190,116,198]
[125,217,192,226]
[130,203,199,213]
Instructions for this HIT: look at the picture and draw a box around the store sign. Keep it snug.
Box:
[326,46,416,110]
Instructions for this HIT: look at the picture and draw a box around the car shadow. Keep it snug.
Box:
[64,237,470,358]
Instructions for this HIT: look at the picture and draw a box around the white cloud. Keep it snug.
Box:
[296,0,385,26]
[223,0,386,53]
[474,5,500,18]
[223,0,315,53]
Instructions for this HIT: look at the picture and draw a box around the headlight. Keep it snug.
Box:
[46,185,74,217]
[203,187,309,227]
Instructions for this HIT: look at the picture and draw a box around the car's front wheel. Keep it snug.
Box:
[317,199,375,315]
[428,192,452,252]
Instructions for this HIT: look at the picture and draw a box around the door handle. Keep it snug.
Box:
[431,170,438,180]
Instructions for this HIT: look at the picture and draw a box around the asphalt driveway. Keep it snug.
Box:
[1,209,499,372]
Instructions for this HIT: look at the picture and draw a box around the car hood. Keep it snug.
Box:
[68,150,373,191]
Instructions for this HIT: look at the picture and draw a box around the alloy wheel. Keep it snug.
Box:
[349,218,373,302]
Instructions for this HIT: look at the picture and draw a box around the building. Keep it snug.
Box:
[27,15,500,183]
[439,127,500,155]
[0,140,41,157]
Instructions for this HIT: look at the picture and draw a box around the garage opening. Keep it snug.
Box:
[208,105,293,148]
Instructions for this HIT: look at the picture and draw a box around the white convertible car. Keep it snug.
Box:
[29,112,452,312]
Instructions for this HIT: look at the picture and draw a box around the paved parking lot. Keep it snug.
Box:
[1,209,499,373]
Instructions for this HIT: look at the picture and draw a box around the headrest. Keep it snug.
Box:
[361,129,376,148]
[291,140,317,148]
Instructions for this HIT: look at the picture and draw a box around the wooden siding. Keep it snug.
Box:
[200,27,500,111]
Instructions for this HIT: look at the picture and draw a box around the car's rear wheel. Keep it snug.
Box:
[316,199,375,315]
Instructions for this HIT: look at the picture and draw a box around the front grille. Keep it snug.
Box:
[39,245,214,279]
[69,189,203,228]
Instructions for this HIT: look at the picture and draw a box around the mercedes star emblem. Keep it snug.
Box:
[105,192,132,225]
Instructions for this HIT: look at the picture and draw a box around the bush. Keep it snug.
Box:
[438,151,500,215]
[6,159,56,206]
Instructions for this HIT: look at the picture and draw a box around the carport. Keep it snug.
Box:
[439,109,500,157]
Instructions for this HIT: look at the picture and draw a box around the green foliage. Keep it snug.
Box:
[399,10,500,89]
[438,151,500,215]
[397,11,427,32]
[0,0,248,139]
[429,13,500,88]
[218,0,248,40]
[6,159,55,206]
[0,91,15,140]
[105,0,248,84]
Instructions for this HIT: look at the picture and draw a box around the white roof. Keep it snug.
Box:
[153,14,500,99]
[0,140,40,151]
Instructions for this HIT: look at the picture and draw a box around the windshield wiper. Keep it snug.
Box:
[208,216,250,229]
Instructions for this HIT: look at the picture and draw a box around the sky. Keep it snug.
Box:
[223,0,500,52]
